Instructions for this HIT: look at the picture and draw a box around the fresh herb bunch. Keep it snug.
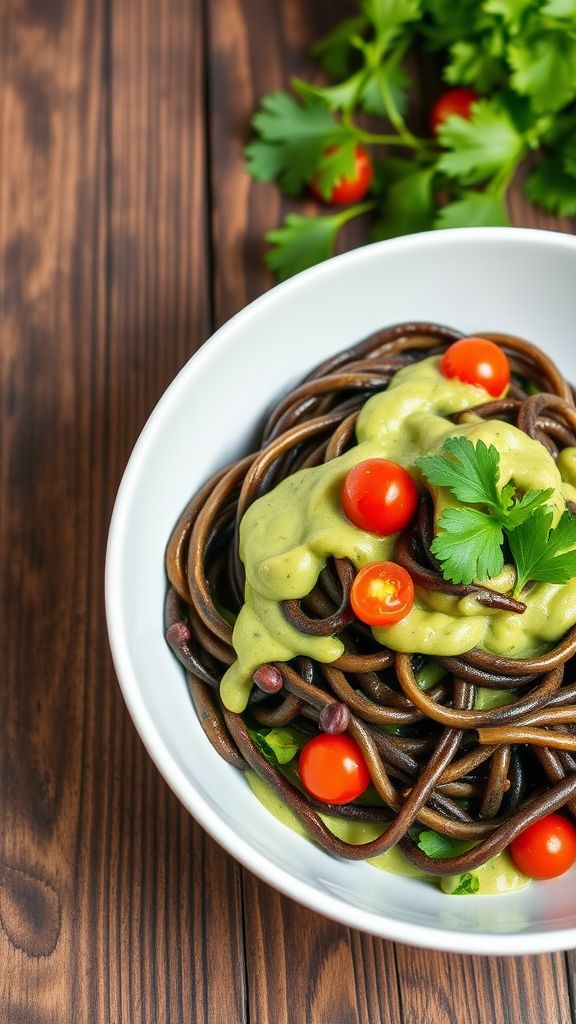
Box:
[245,0,576,280]
[417,436,576,594]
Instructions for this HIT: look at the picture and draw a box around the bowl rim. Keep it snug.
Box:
[106,226,576,955]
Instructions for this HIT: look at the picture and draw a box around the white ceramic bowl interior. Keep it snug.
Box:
[106,228,576,954]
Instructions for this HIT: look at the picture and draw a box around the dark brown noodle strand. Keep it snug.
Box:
[165,322,576,874]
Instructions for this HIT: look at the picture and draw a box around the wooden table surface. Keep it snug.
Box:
[2,1,576,1021]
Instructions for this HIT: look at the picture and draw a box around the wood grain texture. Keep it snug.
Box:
[0,0,245,1021]
[0,0,575,1022]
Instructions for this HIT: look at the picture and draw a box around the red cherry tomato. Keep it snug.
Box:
[350,562,414,627]
[310,145,373,205]
[440,337,510,397]
[298,733,371,804]
[341,459,418,536]
[510,813,576,880]
[430,87,479,134]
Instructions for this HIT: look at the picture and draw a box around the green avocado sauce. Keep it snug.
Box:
[221,355,576,713]
[222,356,576,896]
[245,769,529,894]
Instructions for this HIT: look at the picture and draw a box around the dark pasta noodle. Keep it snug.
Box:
[165,322,576,876]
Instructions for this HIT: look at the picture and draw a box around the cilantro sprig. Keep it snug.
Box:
[246,0,576,278]
[416,435,576,595]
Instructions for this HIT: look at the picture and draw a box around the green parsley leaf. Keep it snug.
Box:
[253,728,300,767]
[508,508,576,594]
[434,191,509,228]
[452,872,480,895]
[437,99,525,184]
[417,830,472,859]
[524,155,576,216]
[265,204,373,281]
[417,437,504,510]
[245,92,350,195]
[430,507,504,584]
[311,15,369,80]
[372,166,436,240]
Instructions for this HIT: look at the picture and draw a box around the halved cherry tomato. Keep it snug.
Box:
[310,144,373,205]
[341,459,418,536]
[298,733,370,804]
[430,87,479,134]
[510,813,576,880]
[350,562,414,627]
[440,337,510,397]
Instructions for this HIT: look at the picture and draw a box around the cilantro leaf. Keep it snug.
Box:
[254,728,300,767]
[417,437,504,510]
[508,508,576,594]
[542,0,576,15]
[312,139,359,200]
[265,204,373,280]
[311,15,369,79]
[452,872,480,895]
[437,100,525,184]
[417,830,472,858]
[360,62,411,118]
[524,156,576,216]
[372,166,436,240]
[444,40,506,92]
[509,30,576,113]
[362,0,422,43]
[483,0,535,30]
[434,191,509,228]
[292,73,367,113]
[431,507,504,584]
[503,487,554,527]
[245,92,350,195]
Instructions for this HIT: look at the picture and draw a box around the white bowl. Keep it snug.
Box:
[106,227,576,955]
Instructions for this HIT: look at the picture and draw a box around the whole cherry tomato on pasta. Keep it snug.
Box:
[341,459,418,536]
[440,337,510,397]
[298,733,371,804]
[510,813,576,880]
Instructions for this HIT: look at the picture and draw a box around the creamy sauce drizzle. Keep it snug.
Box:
[221,356,576,713]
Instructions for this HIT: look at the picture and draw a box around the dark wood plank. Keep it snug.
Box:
[0,0,246,1021]
[207,3,576,1023]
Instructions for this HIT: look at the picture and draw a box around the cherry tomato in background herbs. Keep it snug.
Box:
[341,459,418,536]
[429,87,479,134]
[510,813,576,879]
[310,145,373,205]
[298,733,370,804]
[351,562,414,627]
[440,337,510,397]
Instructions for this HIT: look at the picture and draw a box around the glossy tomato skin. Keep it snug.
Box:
[310,145,373,205]
[440,337,510,397]
[510,813,576,880]
[298,733,371,804]
[430,87,479,134]
[341,459,418,536]
[350,562,414,627]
